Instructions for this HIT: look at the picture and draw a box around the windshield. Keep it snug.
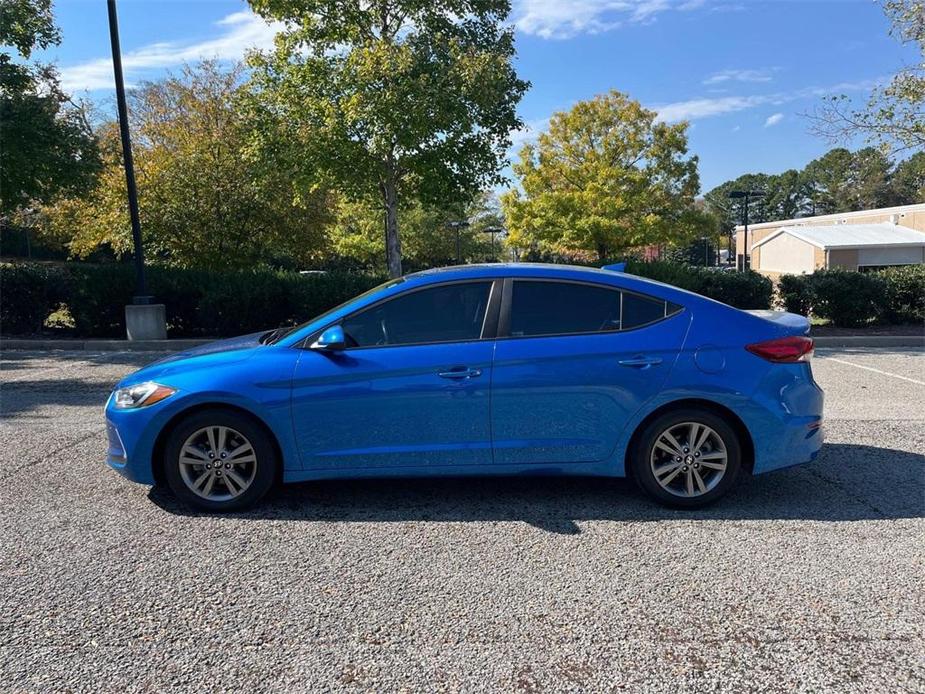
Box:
[266,277,405,344]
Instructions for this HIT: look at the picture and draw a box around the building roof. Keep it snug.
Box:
[734,202,925,233]
[752,223,925,251]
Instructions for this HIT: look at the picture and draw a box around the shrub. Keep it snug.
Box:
[697,270,773,309]
[877,264,925,324]
[777,274,813,316]
[66,264,136,337]
[624,260,773,310]
[1,262,387,338]
[0,263,70,334]
[809,269,886,328]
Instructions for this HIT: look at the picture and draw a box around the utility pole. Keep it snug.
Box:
[483,226,504,262]
[728,190,764,271]
[446,221,470,265]
[108,0,165,338]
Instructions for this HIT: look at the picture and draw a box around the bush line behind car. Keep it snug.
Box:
[2,260,921,337]
[777,265,925,328]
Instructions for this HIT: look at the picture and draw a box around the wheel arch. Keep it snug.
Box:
[151,402,285,486]
[624,398,755,475]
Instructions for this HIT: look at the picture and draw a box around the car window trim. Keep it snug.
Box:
[497,277,684,340]
[300,278,503,351]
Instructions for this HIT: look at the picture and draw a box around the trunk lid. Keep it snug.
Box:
[744,310,810,337]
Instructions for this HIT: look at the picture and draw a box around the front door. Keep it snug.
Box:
[290,280,499,470]
[490,279,689,465]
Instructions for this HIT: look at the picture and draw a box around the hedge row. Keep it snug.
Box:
[777,266,925,327]
[1,263,385,338]
[623,260,774,310]
[10,260,917,338]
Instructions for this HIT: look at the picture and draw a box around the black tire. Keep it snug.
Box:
[163,409,277,512]
[631,408,741,508]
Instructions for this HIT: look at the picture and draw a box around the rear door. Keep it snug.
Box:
[490,278,689,465]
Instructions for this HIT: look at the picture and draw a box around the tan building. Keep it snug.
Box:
[734,203,925,276]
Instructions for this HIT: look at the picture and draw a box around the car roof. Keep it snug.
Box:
[410,262,613,280]
[405,262,698,299]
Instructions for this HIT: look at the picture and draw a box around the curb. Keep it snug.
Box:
[812,335,924,349]
[1,338,211,352]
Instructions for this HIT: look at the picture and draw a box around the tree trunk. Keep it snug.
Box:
[382,177,402,278]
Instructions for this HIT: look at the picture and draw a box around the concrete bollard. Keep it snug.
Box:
[125,303,167,340]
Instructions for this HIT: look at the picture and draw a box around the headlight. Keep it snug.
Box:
[112,382,176,409]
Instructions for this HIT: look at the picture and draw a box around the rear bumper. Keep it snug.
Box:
[751,414,824,474]
[747,364,825,474]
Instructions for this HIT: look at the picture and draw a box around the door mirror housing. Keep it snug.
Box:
[311,325,346,352]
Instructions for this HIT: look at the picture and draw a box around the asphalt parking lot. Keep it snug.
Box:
[1,347,923,693]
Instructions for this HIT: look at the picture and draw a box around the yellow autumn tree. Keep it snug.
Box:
[502,90,711,261]
[40,61,334,270]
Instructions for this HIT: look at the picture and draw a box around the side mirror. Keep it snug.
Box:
[311,325,346,352]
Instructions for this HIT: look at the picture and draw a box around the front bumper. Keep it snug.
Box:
[104,400,164,485]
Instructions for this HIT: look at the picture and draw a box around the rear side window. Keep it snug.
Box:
[510,281,621,337]
[342,281,492,347]
[509,280,681,337]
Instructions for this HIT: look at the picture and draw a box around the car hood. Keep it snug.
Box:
[117,331,266,387]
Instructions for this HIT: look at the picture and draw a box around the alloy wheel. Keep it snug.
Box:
[178,425,258,501]
[649,421,728,498]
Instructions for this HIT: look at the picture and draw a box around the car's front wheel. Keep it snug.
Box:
[632,409,741,508]
[163,409,276,512]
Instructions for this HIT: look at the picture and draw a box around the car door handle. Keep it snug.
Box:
[618,356,663,368]
[438,367,482,379]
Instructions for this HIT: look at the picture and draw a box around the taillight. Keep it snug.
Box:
[746,336,814,363]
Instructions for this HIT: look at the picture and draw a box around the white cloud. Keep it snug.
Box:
[513,0,702,39]
[703,68,776,85]
[764,112,784,127]
[60,11,281,92]
[655,78,876,122]
[656,94,781,121]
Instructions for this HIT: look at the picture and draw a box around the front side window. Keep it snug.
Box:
[342,282,492,347]
[509,280,680,337]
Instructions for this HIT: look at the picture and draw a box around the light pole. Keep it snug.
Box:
[108,0,165,339]
[728,190,764,270]
[445,221,470,265]
[483,226,504,262]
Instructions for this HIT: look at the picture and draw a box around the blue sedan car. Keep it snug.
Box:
[105,263,823,512]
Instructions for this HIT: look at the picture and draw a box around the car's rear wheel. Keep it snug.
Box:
[163,409,276,512]
[632,409,741,508]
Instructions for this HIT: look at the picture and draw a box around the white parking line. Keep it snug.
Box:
[820,356,925,386]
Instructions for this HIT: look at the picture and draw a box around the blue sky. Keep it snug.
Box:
[39,0,917,192]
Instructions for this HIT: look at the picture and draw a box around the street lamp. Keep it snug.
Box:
[108,0,165,339]
[482,226,504,262]
[728,190,764,270]
[445,221,470,265]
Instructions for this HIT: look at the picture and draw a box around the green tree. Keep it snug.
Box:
[40,62,333,270]
[0,0,100,216]
[803,147,894,213]
[327,191,499,271]
[502,91,709,261]
[809,0,923,153]
[891,151,925,202]
[246,0,528,278]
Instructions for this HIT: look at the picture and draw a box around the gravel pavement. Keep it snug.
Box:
[1,347,923,693]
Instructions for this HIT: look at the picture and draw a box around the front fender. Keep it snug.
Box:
[106,388,299,486]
